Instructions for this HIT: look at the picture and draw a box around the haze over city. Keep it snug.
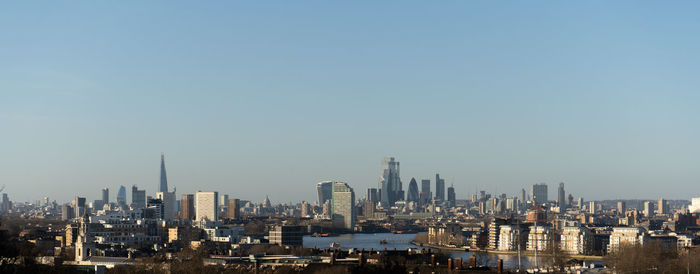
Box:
[3,1,700,204]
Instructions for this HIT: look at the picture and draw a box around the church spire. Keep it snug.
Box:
[160,153,168,193]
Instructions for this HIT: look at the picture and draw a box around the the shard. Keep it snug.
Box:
[160,153,168,193]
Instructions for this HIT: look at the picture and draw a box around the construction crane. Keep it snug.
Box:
[0,185,4,193]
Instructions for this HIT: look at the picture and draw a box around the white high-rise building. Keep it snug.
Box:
[332,182,355,230]
[689,198,700,213]
[196,191,219,222]
[156,191,176,221]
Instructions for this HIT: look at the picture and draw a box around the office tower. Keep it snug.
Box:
[531,183,548,205]
[74,196,86,218]
[689,198,700,213]
[519,189,527,205]
[577,197,584,208]
[643,201,653,217]
[300,201,311,217]
[567,194,574,207]
[363,200,375,218]
[1,193,9,212]
[331,182,355,230]
[156,191,176,220]
[220,194,229,217]
[131,185,146,209]
[317,181,334,205]
[447,185,456,207]
[146,198,164,219]
[658,199,669,215]
[322,200,331,216]
[228,198,240,219]
[101,188,109,205]
[61,204,74,221]
[180,194,195,220]
[420,179,432,205]
[617,201,626,215]
[117,185,127,207]
[589,201,597,214]
[92,200,104,212]
[407,178,419,202]
[379,157,401,206]
[557,183,566,210]
[366,188,378,203]
[435,173,445,201]
[220,194,229,207]
[263,196,271,208]
[195,191,218,222]
[159,153,168,193]
[269,225,304,247]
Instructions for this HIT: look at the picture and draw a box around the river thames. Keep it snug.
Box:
[303,233,598,270]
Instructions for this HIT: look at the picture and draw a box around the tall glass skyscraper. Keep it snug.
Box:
[379,157,402,207]
[531,183,548,205]
[160,154,168,193]
[116,186,127,207]
[558,183,566,210]
[435,173,445,201]
[407,178,419,202]
[316,181,334,205]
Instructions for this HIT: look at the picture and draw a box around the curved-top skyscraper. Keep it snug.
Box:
[160,153,168,193]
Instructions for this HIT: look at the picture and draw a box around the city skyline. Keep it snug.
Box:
[8,153,697,205]
[3,2,700,203]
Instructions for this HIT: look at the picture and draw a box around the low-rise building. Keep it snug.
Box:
[269,225,304,246]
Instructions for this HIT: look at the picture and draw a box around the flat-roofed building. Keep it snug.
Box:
[269,225,304,246]
[560,227,593,255]
[227,198,240,219]
[498,225,526,251]
[608,227,646,253]
[195,191,218,222]
[527,225,552,251]
[180,194,195,220]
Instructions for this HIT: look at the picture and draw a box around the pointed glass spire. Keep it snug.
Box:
[160,153,168,193]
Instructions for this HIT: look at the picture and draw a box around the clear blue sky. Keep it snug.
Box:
[2,1,699,204]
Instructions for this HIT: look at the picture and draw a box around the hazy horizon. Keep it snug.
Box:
[2,1,700,203]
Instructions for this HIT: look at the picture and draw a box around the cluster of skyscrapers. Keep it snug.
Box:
[367,157,455,208]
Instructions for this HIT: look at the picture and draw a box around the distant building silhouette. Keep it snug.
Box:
[180,194,195,220]
[447,185,456,207]
[196,191,218,222]
[420,179,431,206]
[557,183,566,210]
[160,154,168,193]
[407,178,419,202]
[531,183,548,205]
[227,198,240,219]
[316,181,334,205]
[131,185,146,209]
[379,157,402,206]
[331,182,355,230]
[101,187,109,205]
[435,174,445,201]
[366,188,378,203]
[156,191,176,221]
[116,185,127,208]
